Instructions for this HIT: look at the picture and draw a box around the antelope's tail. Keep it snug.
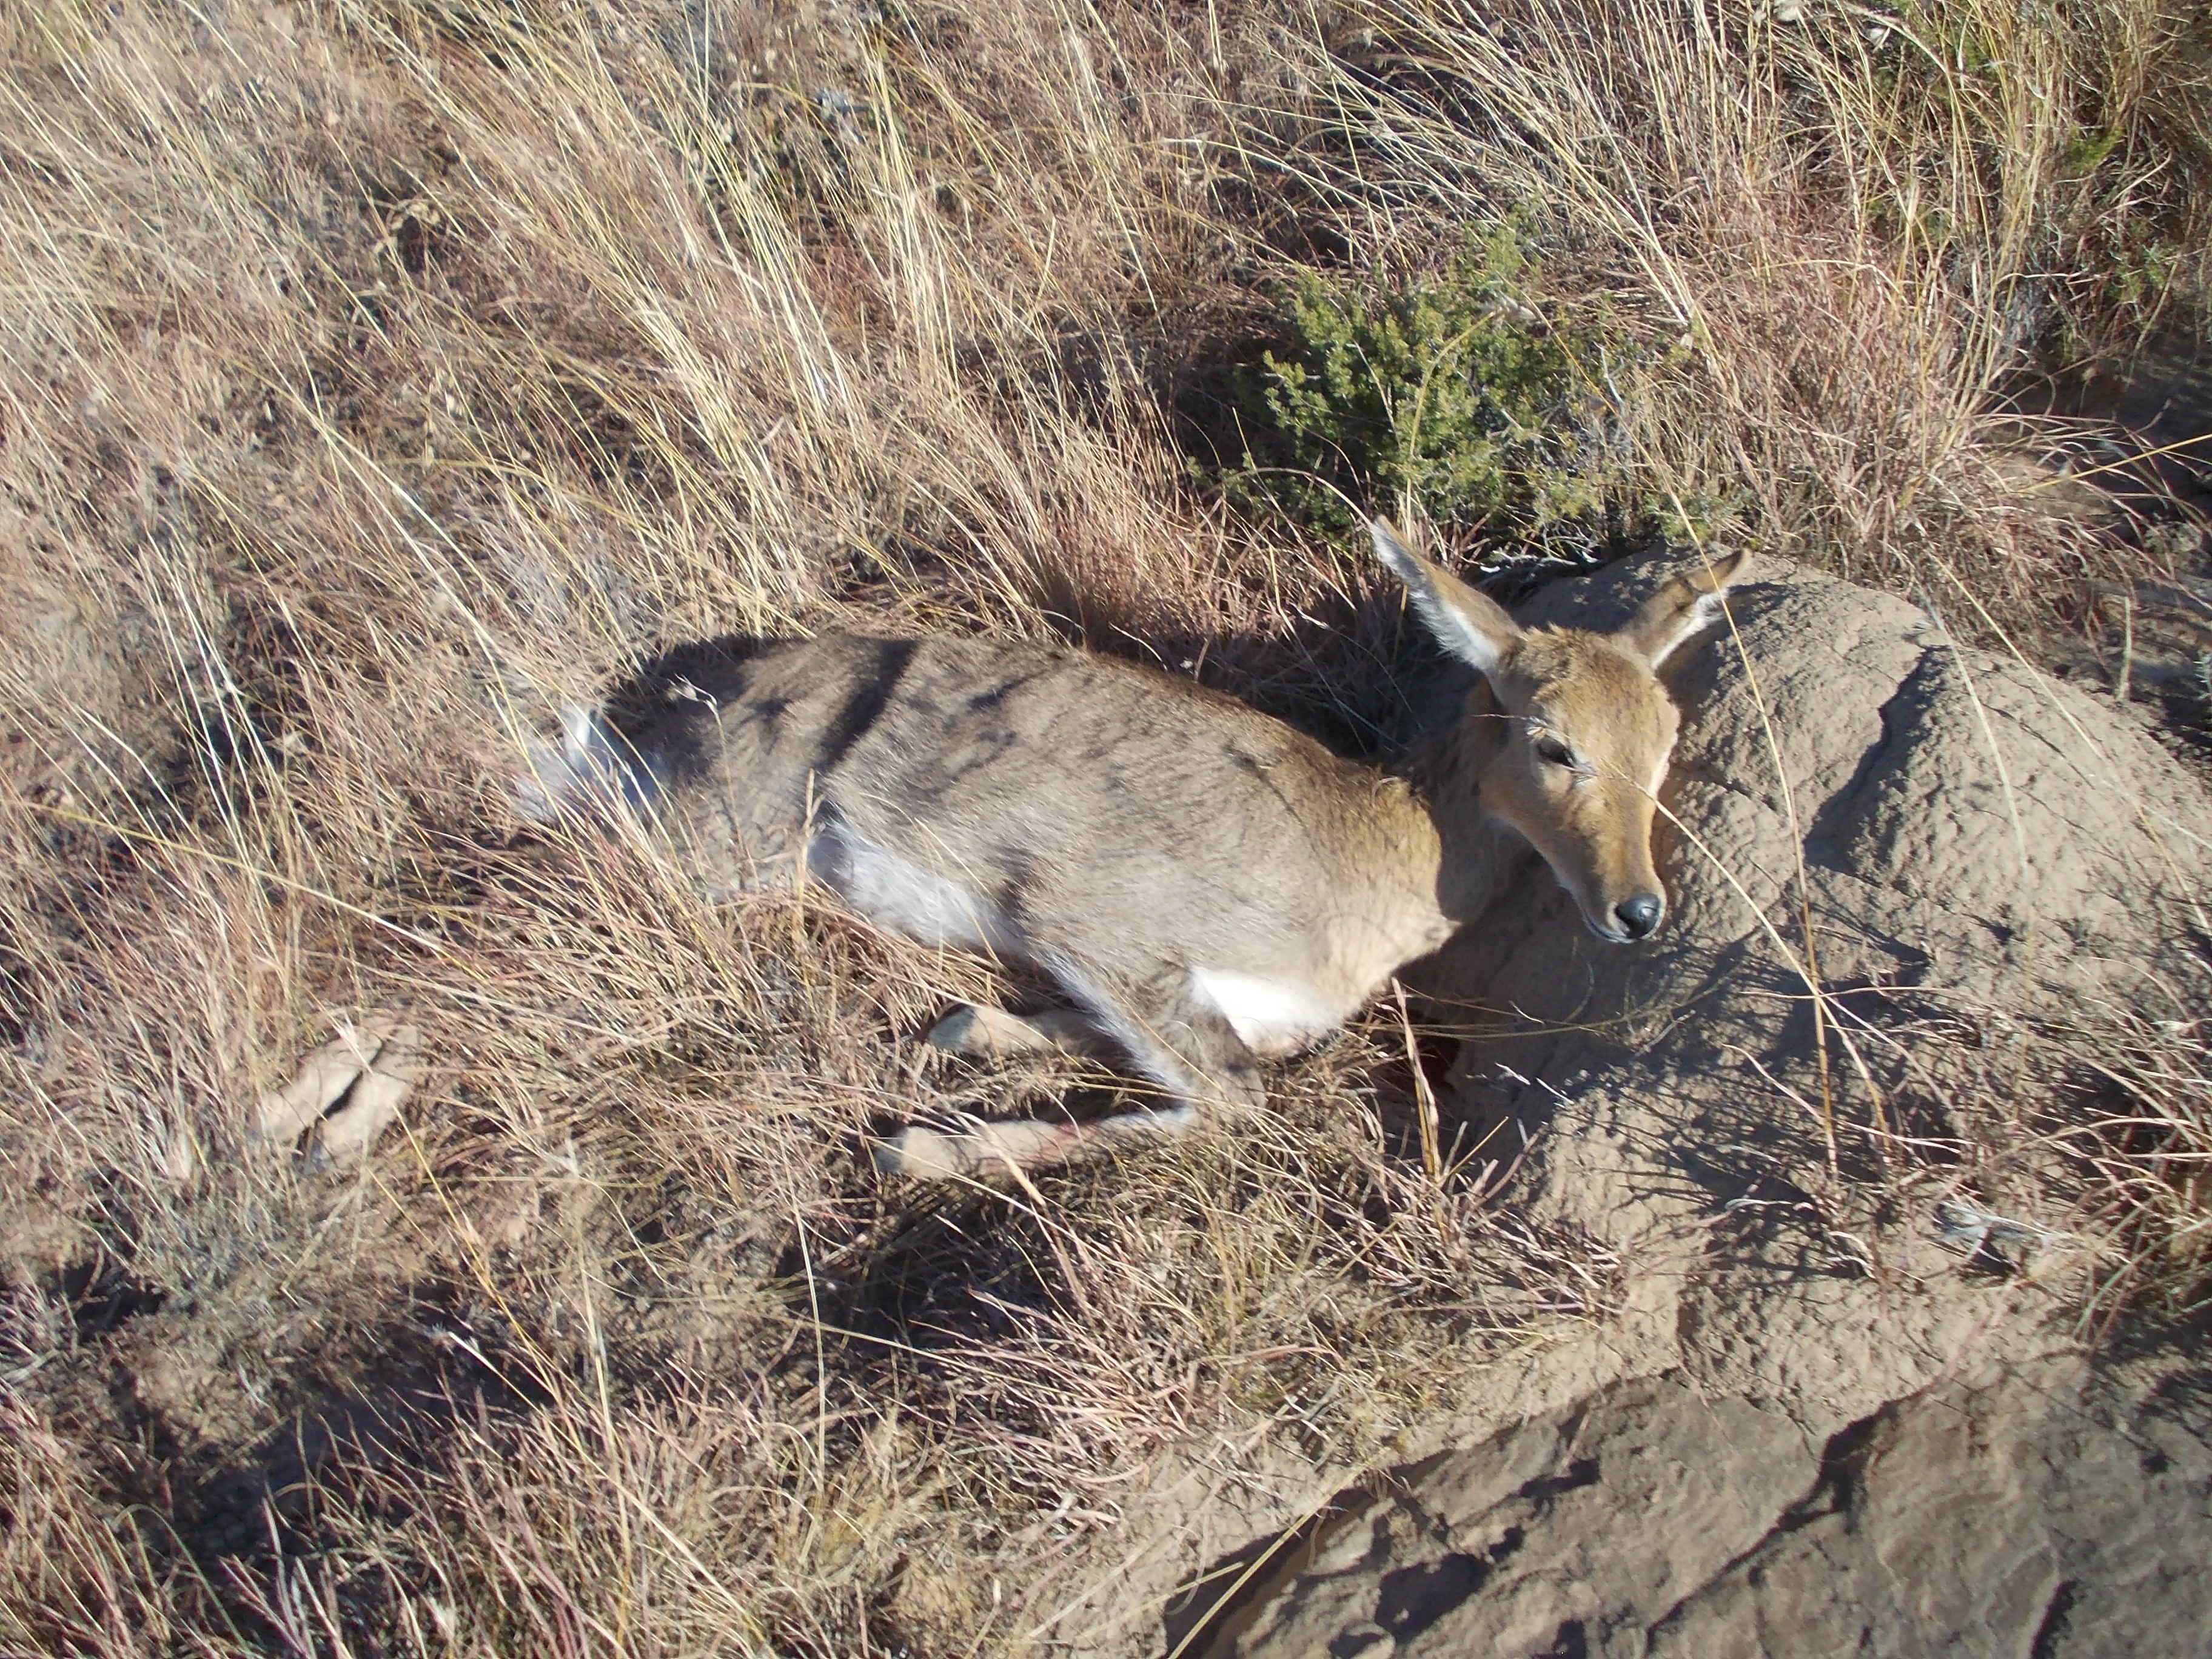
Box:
[514,703,660,822]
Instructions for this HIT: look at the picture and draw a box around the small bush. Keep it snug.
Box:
[1228,221,1661,556]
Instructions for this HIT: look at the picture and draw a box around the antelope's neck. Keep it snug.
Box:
[1391,685,1528,929]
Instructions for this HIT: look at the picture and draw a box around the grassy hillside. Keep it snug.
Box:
[2,0,2207,1652]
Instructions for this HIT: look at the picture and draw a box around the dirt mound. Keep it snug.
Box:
[1162,555,2212,1658]
[1431,552,2204,1265]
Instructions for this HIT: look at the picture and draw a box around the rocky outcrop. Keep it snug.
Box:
[1200,1359,2211,1658]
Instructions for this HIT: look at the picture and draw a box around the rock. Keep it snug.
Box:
[253,1014,421,1170]
[1202,1359,2212,1658]
[1649,1358,2212,1658]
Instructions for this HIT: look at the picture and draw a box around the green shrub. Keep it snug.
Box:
[1227,221,1657,556]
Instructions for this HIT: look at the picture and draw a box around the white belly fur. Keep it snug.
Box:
[1188,965,1343,1056]
[809,823,1017,956]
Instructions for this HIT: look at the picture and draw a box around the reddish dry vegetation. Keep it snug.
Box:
[1,1,2207,1654]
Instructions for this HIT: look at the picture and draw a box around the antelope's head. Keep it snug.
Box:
[1372,520,1748,943]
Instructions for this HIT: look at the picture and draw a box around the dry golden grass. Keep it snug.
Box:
[1,0,2207,1651]
[1258,0,2211,600]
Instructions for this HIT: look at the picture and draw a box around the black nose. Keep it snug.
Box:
[1615,893,1663,939]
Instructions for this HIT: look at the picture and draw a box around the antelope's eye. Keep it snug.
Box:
[1534,734,1575,769]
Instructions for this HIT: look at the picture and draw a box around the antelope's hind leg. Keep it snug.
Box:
[877,968,1264,1181]
[923,1002,1108,1061]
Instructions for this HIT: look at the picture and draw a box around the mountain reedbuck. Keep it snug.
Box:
[533,523,1747,1178]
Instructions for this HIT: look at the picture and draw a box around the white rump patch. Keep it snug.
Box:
[809,822,1017,957]
[515,703,660,822]
[1188,966,1341,1054]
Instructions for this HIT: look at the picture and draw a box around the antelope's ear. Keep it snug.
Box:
[1620,549,1751,669]
[1369,520,1522,676]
